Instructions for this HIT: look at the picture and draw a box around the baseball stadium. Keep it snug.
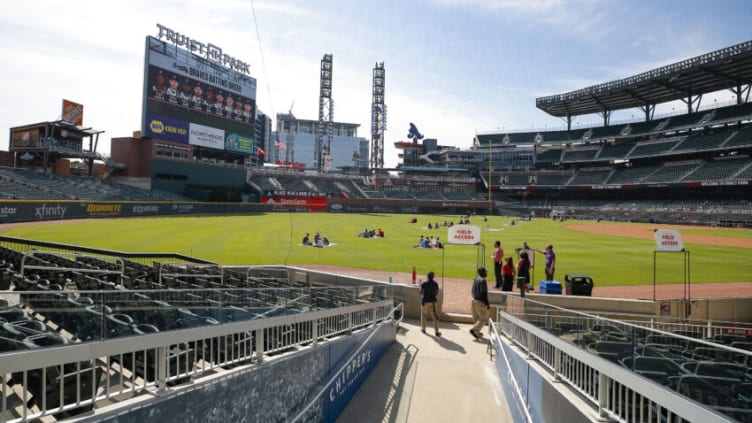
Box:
[1,20,752,423]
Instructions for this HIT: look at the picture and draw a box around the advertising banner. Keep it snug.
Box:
[261,196,328,212]
[11,128,40,148]
[143,113,190,143]
[0,201,272,224]
[225,133,254,154]
[62,99,84,126]
[189,123,224,149]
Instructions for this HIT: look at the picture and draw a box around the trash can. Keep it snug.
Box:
[564,274,594,296]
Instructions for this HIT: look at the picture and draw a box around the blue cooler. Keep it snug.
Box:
[538,280,562,294]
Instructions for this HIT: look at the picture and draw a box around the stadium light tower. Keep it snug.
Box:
[370,62,386,169]
[316,54,334,172]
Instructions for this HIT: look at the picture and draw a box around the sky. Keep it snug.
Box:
[1,0,751,168]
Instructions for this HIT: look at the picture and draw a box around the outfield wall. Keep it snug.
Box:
[519,207,752,227]
[0,198,494,225]
[327,198,493,215]
[0,200,273,224]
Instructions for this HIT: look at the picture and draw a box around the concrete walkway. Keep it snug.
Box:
[337,318,512,423]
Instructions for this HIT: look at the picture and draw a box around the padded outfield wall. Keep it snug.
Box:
[0,200,273,224]
[0,197,494,225]
[326,198,493,215]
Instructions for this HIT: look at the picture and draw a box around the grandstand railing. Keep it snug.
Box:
[0,235,214,268]
[0,288,395,423]
[157,261,222,285]
[495,296,749,422]
[617,317,752,339]
[19,250,126,278]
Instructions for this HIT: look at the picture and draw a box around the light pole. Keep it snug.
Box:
[488,139,492,214]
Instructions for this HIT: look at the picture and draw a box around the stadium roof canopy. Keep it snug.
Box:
[536,40,752,118]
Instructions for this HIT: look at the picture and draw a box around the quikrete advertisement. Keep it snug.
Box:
[86,203,122,216]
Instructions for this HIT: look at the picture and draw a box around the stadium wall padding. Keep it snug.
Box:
[88,321,397,423]
[0,201,272,224]
[327,198,493,215]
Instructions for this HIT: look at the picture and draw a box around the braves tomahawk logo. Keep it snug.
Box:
[407,122,424,143]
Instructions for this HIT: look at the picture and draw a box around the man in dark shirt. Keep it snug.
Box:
[420,271,441,337]
[470,267,489,339]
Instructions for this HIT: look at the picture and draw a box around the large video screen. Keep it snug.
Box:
[141,36,257,154]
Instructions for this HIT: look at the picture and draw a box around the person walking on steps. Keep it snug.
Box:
[470,267,490,339]
[420,271,442,337]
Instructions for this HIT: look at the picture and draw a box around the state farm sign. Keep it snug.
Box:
[447,225,481,245]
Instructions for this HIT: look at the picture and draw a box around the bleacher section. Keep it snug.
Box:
[535,149,563,163]
[248,171,369,199]
[0,238,393,422]
[0,168,189,201]
[639,162,702,183]
[708,102,752,123]
[499,297,752,423]
[683,158,751,182]
[481,103,752,149]
[607,165,662,184]
[499,174,531,186]
[588,124,628,139]
[534,172,573,185]
[736,163,752,180]
[628,138,682,158]
[561,147,599,163]
[672,131,735,153]
[596,142,635,160]
[661,111,708,131]
[725,127,752,148]
[567,168,613,185]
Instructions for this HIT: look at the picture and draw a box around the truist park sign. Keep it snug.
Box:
[156,23,250,74]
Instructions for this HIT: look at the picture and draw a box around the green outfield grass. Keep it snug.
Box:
[2,214,750,287]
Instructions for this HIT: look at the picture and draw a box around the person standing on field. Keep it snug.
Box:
[501,256,515,291]
[536,244,556,281]
[517,252,531,296]
[492,240,504,289]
